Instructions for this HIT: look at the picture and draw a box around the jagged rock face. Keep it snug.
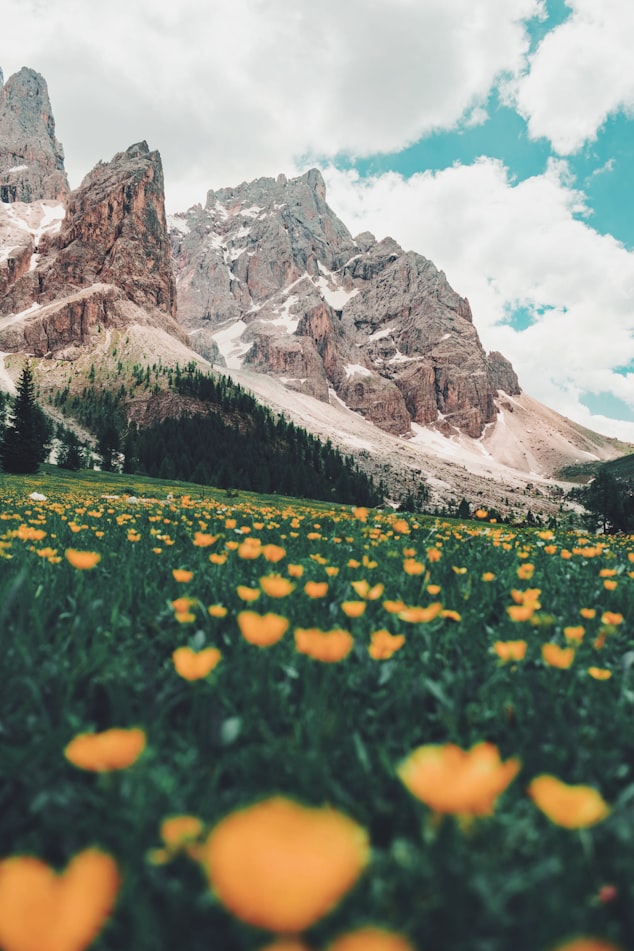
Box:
[0,142,181,355]
[170,170,522,438]
[0,67,69,203]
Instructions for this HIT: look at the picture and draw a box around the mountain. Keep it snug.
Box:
[0,65,629,516]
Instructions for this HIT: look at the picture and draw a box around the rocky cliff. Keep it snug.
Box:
[0,67,69,204]
[169,170,520,438]
[0,141,180,356]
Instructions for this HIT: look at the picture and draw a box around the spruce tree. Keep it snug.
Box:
[0,362,50,473]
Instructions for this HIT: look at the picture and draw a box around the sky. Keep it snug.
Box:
[3,0,634,441]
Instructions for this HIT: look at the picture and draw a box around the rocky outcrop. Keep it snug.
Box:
[170,170,521,439]
[0,142,183,355]
[0,67,69,203]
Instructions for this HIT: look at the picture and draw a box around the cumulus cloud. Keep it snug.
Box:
[511,0,634,153]
[4,0,541,208]
[320,160,634,440]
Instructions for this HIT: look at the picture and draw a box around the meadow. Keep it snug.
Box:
[0,465,633,951]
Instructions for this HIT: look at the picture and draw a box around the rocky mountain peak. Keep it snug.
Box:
[0,66,69,203]
[170,168,522,438]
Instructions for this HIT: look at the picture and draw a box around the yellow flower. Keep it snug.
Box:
[237,585,261,602]
[441,609,462,622]
[64,728,146,772]
[398,603,443,623]
[588,667,612,681]
[209,553,227,565]
[383,599,406,614]
[328,928,416,951]
[260,574,295,598]
[482,572,496,582]
[288,563,305,578]
[601,611,623,626]
[475,509,488,519]
[203,796,369,932]
[208,604,228,618]
[427,547,442,562]
[542,644,575,669]
[397,742,520,816]
[238,537,262,559]
[304,581,329,598]
[65,549,101,570]
[528,775,610,828]
[0,849,120,951]
[517,563,535,580]
[603,579,618,591]
[368,630,405,660]
[493,640,527,662]
[341,601,366,618]
[564,626,585,643]
[402,559,425,575]
[193,532,217,547]
[172,646,222,680]
[580,607,596,619]
[295,628,354,662]
[237,611,289,647]
[262,544,286,563]
[350,580,384,600]
[427,584,442,596]
[160,815,204,849]
[172,569,193,583]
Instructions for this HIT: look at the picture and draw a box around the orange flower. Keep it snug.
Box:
[528,775,610,828]
[506,604,536,622]
[304,581,329,599]
[402,559,425,575]
[0,849,120,951]
[258,941,312,951]
[601,611,623,626]
[262,544,286,563]
[341,601,366,618]
[295,628,354,662]
[209,553,227,565]
[603,579,618,591]
[260,574,295,598]
[237,585,261,602]
[193,531,217,547]
[475,509,488,519]
[288,564,305,578]
[208,604,228,618]
[426,547,442,562]
[397,742,520,816]
[564,626,585,643]
[328,928,415,951]
[65,549,101,570]
[65,727,146,772]
[588,667,612,681]
[350,580,384,600]
[398,603,442,623]
[237,611,289,647]
[160,815,204,849]
[427,584,441,596]
[172,569,193,583]
[383,600,406,614]
[493,640,527,662]
[368,630,406,660]
[392,519,410,534]
[580,608,596,619]
[238,538,262,559]
[517,563,535,580]
[203,796,369,932]
[481,572,495,582]
[172,646,222,680]
[542,644,575,669]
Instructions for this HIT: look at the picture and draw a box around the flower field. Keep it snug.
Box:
[0,467,633,951]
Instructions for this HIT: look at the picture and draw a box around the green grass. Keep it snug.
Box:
[1,467,633,951]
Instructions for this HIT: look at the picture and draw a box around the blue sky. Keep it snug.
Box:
[4,0,634,438]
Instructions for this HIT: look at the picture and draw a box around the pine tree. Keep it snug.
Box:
[0,362,50,473]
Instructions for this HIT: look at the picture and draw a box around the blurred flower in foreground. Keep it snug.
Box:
[237,611,289,647]
[258,941,312,951]
[327,927,416,950]
[65,549,101,570]
[172,646,222,681]
[295,628,354,662]
[0,849,120,951]
[64,728,146,772]
[528,775,610,828]
[203,796,369,932]
[398,742,520,817]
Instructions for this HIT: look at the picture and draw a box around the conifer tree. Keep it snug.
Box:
[0,362,50,473]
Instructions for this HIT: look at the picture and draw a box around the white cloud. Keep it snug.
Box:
[4,0,541,209]
[320,160,634,441]
[511,0,634,153]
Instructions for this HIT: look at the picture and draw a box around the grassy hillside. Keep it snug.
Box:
[0,466,633,951]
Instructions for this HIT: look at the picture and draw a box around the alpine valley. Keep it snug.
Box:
[0,66,629,516]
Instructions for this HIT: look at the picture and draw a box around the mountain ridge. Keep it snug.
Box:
[0,65,630,515]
